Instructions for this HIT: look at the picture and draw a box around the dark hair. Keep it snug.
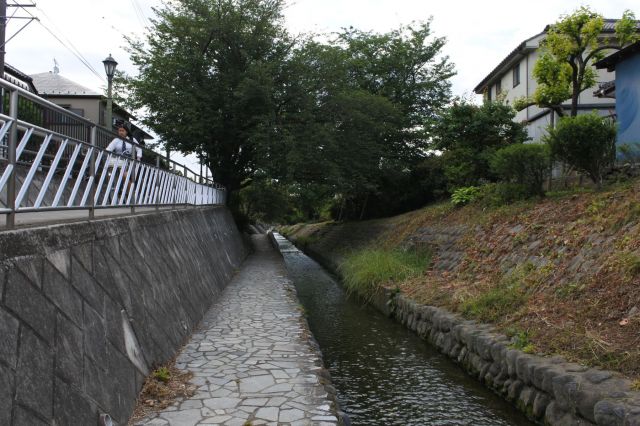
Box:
[117,125,130,136]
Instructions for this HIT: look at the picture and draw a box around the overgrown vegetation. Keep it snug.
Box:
[285,176,640,379]
[339,248,432,299]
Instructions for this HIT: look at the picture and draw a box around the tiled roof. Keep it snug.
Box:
[30,72,101,96]
[4,63,37,93]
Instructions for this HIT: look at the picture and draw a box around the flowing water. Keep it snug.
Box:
[274,234,533,426]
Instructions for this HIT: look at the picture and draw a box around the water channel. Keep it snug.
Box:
[274,234,533,426]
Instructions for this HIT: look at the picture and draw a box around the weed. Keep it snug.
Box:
[586,199,606,215]
[297,304,307,316]
[512,231,529,245]
[555,281,586,298]
[632,380,640,391]
[153,367,171,383]
[339,247,431,299]
[509,329,536,354]
[617,252,640,277]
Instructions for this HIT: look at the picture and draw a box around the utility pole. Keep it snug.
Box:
[0,0,7,82]
[0,1,36,112]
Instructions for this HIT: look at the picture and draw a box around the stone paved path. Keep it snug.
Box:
[137,235,339,426]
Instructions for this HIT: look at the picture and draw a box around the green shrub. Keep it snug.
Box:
[490,143,550,196]
[473,182,532,207]
[544,112,616,187]
[339,248,431,299]
[451,186,481,206]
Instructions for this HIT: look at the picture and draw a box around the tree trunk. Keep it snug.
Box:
[359,193,369,220]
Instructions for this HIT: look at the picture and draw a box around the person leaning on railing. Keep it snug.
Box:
[104,125,142,203]
[106,125,142,162]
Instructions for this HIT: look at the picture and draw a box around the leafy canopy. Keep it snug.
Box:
[123,2,455,221]
[432,100,529,190]
[514,6,638,117]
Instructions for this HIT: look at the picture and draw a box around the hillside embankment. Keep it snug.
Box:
[280,180,640,423]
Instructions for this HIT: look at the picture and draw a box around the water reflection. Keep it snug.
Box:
[275,235,532,426]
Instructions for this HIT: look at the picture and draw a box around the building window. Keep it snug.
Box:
[513,63,521,87]
[496,80,502,96]
[486,86,492,101]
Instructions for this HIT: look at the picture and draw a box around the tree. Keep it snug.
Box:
[124,0,290,206]
[514,7,637,117]
[276,22,455,220]
[543,112,616,187]
[432,100,529,190]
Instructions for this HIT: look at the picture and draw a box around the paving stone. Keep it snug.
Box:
[255,406,279,421]
[136,235,336,425]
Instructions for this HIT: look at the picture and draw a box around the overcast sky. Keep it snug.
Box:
[4,0,638,167]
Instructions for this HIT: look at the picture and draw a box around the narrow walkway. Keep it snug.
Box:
[138,235,339,426]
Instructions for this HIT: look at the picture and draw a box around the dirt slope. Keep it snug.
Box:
[282,181,640,380]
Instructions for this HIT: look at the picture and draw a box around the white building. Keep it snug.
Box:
[473,21,623,141]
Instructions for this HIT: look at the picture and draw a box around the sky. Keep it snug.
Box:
[4,0,639,169]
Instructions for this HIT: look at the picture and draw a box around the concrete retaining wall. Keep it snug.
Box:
[0,207,248,425]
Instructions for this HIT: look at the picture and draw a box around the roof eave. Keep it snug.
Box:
[473,30,545,94]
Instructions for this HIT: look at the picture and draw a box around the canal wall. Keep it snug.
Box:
[0,207,248,426]
[283,226,640,426]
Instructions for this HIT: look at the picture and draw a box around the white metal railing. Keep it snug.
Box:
[0,79,225,228]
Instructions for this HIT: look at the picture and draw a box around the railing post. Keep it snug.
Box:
[130,140,136,215]
[6,89,18,228]
[155,154,160,212]
[184,164,188,208]
[89,125,96,220]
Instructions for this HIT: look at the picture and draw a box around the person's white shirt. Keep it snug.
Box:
[105,137,142,164]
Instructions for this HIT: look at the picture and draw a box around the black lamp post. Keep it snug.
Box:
[102,54,118,131]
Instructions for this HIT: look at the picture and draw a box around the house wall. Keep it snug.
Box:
[483,36,618,142]
[46,97,100,124]
[616,54,640,146]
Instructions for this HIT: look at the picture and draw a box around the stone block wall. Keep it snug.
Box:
[381,291,640,425]
[0,207,247,425]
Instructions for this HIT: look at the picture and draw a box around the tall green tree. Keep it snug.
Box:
[514,7,637,117]
[125,0,290,204]
[432,100,528,190]
[275,23,455,220]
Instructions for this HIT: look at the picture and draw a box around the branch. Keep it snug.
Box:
[584,45,621,63]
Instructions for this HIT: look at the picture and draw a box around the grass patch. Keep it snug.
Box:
[461,265,532,322]
[339,247,431,299]
[294,234,319,248]
[461,283,527,323]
